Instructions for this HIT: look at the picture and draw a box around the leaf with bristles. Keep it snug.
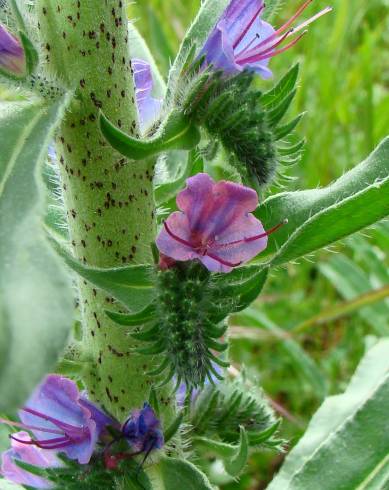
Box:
[262,64,299,108]
[275,113,305,140]
[267,89,297,127]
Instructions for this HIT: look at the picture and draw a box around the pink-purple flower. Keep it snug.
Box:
[1,431,61,489]
[156,173,285,273]
[132,58,162,132]
[122,403,164,454]
[0,23,25,76]
[1,375,113,470]
[199,0,332,78]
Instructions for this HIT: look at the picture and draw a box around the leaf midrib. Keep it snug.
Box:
[0,102,44,197]
[288,372,389,486]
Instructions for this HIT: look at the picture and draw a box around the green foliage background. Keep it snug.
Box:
[129,1,389,488]
[0,1,387,488]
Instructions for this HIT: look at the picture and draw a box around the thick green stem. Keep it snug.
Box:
[36,0,173,423]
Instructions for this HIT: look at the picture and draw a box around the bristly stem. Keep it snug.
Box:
[35,0,174,425]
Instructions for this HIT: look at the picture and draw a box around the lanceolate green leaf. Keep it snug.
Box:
[100,109,200,160]
[268,339,389,490]
[0,96,73,413]
[224,426,249,477]
[105,302,157,326]
[50,238,156,313]
[211,266,269,318]
[256,137,389,265]
[194,426,249,477]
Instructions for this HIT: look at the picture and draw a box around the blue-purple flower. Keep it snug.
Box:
[156,173,286,273]
[132,58,163,132]
[122,403,164,454]
[0,23,25,76]
[1,432,61,489]
[1,375,113,467]
[200,0,332,78]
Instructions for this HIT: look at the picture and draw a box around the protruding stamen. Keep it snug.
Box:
[205,252,242,268]
[232,2,266,50]
[10,434,72,450]
[239,31,307,65]
[245,218,288,242]
[0,417,64,436]
[214,218,288,248]
[236,29,291,61]
[286,6,333,37]
[163,221,194,249]
[254,0,314,52]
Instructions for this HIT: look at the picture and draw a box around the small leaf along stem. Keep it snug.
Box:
[35,0,175,425]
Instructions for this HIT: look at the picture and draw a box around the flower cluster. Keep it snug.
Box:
[0,376,163,488]
[132,0,331,129]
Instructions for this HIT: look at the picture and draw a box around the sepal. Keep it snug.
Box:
[193,426,249,477]
[191,373,280,446]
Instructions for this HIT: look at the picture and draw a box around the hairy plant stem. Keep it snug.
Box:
[36,0,174,424]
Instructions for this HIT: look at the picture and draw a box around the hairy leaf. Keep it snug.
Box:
[268,339,389,490]
[147,457,214,490]
[50,238,156,313]
[0,96,73,413]
[256,138,389,264]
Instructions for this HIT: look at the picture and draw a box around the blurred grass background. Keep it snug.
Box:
[131,1,389,488]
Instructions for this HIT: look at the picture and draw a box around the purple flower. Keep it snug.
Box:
[1,374,113,465]
[199,0,332,78]
[0,23,25,75]
[156,173,286,273]
[122,403,164,454]
[132,58,163,132]
[1,431,61,489]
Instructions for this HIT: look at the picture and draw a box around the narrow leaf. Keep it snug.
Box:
[262,64,299,108]
[100,110,200,160]
[105,303,157,326]
[147,457,214,490]
[268,339,389,490]
[224,426,249,477]
[50,238,156,313]
[0,97,74,413]
[256,138,389,265]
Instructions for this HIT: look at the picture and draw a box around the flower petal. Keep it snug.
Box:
[156,211,200,262]
[19,375,86,433]
[223,0,265,48]
[1,432,60,489]
[132,58,162,131]
[201,179,259,239]
[19,375,110,465]
[0,24,25,75]
[200,22,240,74]
[123,404,164,452]
[208,213,268,266]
